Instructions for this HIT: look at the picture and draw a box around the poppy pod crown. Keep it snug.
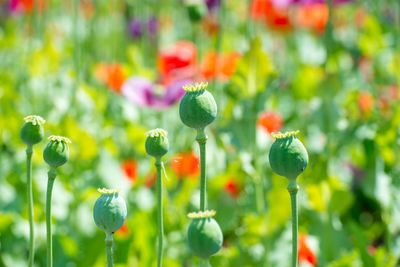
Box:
[187,210,223,259]
[43,135,71,168]
[145,128,169,158]
[20,115,46,146]
[269,131,308,180]
[93,188,127,235]
[179,82,217,130]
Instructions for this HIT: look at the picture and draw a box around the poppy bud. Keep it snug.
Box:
[93,188,127,235]
[187,210,223,258]
[185,0,207,22]
[179,82,217,130]
[20,115,45,146]
[43,135,71,168]
[269,131,308,180]
[145,128,169,158]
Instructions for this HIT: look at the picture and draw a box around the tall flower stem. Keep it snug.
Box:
[155,158,164,267]
[287,180,299,267]
[200,259,211,267]
[26,146,35,267]
[105,233,114,267]
[46,168,57,267]
[196,128,208,211]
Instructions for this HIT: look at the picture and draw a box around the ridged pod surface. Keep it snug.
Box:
[43,136,70,168]
[93,189,127,234]
[269,131,308,179]
[179,83,217,130]
[145,128,169,158]
[20,115,45,146]
[187,211,223,258]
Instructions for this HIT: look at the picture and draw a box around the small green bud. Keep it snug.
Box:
[93,188,127,235]
[145,128,169,158]
[43,135,71,168]
[185,0,207,22]
[179,82,217,130]
[20,115,45,146]
[269,131,308,180]
[187,210,223,259]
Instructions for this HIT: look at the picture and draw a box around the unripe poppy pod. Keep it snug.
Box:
[93,188,127,234]
[179,82,217,130]
[43,135,71,168]
[269,131,308,180]
[145,128,169,158]
[185,0,207,22]
[20,115,45,146]
[187,210,223,258]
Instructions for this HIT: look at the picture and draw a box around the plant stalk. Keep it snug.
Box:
[155,159,164,267]
[105,233,114,267]
[26,146,35,267]
[196,129,208,211]
[46,168,57,267]
[287,180,299,267]
[200,258,211,267]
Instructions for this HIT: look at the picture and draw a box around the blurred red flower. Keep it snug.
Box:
[224,178,240,198]
[200,51,241,81]
[122,159,138,184]
[296,3,329,33]
[251,0,292,32]
[9,0,45,13]
[144,172,157,188]
[158,41,197,84]
[257,111,284,134]
[358,91,374,114]
[115,222,130,238]
[94,63,127,93]
[298,233,317,266]
[171,152,199,179]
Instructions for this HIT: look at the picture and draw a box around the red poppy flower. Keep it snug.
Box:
[94,63,127,93]
[171,152,199,179]
[251,0,292,32]
[157,41,197,83]
[298,233,317,266]
[200,51,241,81]
[358,91,374,114]
[122,159,138,184]
[9,0,45,13]
[296,3,329,33]
[224,178,240,198]
[257,111,284,134]
[115,222,130,238]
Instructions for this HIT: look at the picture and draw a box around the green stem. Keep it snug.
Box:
[26,146,34,267]
[46,168,57,267]
[287,180,299,267]
[254,176,264,213]
[105,233,113,267]
[196,128,208,211]
[155,159,164,267]
[200,259,211,267]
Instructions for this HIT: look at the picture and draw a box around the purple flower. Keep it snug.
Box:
[147,17,158,36]
[271,0,354,8]
[205,0,220,11]
[121,77,190,110]
[128,19,142,38]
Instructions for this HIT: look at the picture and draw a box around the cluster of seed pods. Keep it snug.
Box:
[20,115,71,267]
[22,82,309,267]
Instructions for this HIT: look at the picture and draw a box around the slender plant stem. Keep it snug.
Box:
[200,258,211,267]
[254,176,264,213]
[46,168,57,267]
[26,146,34,267]
[287,180,299,267]
[155,158,164,267]
[105,233,113,267]
[196,129,208,211]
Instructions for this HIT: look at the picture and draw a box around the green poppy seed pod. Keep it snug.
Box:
[187,210,223,259]
[145,128,169,158]
[93,189,127,234]
[269,131,308,180]
[185,0,207,22]
[43,135,71,168]
[20,115,45,146]
[179,82,217,130]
